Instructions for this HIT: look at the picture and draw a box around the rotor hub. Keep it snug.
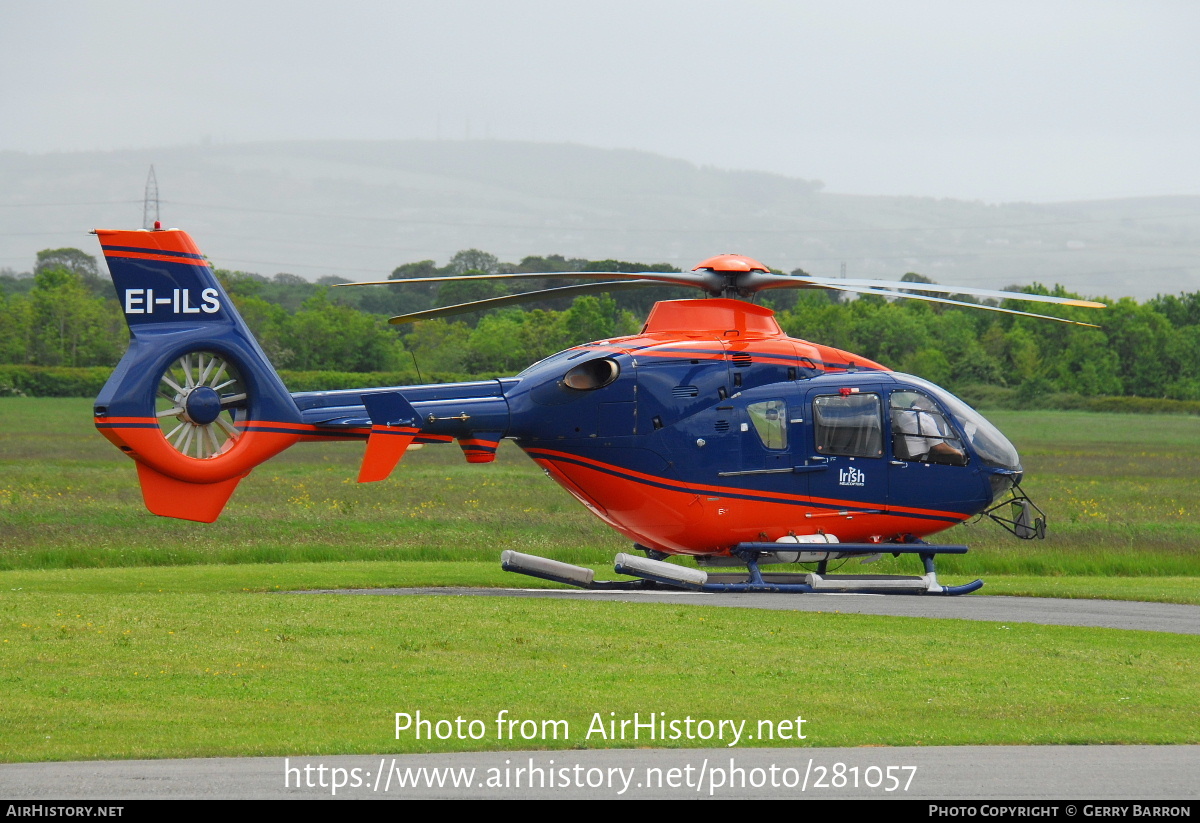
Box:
[182,386,222,425]
[692,254,769,273]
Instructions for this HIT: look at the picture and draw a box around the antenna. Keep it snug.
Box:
[142,166,159,230]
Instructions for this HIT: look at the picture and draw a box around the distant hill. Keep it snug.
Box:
[2,140,1197,300]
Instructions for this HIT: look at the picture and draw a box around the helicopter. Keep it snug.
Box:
[91,227,1104,595]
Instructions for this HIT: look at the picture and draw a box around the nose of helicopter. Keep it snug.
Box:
[895,374,1022,471]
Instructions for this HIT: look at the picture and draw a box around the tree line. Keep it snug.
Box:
[3,246,1200,402]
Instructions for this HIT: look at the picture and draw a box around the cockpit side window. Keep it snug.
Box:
[889,390,968,466]
[813,393,883,458]
[746,399,787,450]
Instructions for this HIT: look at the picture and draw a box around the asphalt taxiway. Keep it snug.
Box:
[297,587,1200,635]
[2,746,1197,800]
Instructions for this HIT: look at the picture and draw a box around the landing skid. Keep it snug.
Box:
[499,550,659,591]
[501,543,984,596]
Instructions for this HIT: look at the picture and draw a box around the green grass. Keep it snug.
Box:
[2,584,1195,762]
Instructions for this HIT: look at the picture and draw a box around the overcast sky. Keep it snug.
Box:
[2,0,1198,203]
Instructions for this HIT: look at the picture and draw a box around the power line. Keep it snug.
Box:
[158,200,1200,235]
[3,197,1199,234]
[0,232,100,237]
[0,200,140,208]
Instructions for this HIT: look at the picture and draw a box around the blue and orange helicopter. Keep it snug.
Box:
[91,227,1103,595]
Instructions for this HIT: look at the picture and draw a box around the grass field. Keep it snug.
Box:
[0,398,1198,762]
[3,584,1195,761]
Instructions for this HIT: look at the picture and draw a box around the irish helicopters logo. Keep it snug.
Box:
[838,467,865,487]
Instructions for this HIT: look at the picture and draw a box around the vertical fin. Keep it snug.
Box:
[135,463,244,523]
[358,392,421,482]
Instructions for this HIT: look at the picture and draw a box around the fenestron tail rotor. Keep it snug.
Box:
[155,351,249,459]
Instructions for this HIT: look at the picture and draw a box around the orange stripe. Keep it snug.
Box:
[574,344,632,355]
[243,420,323,433]
[640,350,727,362]
[577,342,825,369]
[103,250,213,267]
[805,493,964,521]
[99,418,380,438]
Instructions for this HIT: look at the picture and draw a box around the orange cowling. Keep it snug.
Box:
[641,299,782,336]
[94,415,303,522]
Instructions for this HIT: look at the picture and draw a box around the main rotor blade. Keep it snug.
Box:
[342,264,1106,314]
[833,285,1101,326]
[342,270,716,293]
[388,280,666,325]
[766,274,1106,308]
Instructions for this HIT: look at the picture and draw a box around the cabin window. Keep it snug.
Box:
[889,391,967,465]
[813,393,883,457]
[746,399,787,450]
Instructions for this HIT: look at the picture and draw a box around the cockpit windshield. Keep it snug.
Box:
[893,374,1021,471]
